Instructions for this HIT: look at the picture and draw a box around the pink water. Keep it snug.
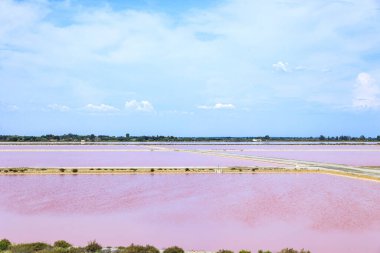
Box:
[162,144,380,151]
[1,144,380,168]
[0,174,379,253]
[0,150,276,168]
[0,145,152,150]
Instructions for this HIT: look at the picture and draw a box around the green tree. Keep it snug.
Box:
[163,246,184,253]
[53,240,72,249]
[0,239,11,251]
[85,241,102,253]
[118,244,159,253]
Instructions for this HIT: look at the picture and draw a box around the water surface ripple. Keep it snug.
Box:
[0,174,380,252]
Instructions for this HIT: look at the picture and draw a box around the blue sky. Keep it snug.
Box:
[1,0,380,137]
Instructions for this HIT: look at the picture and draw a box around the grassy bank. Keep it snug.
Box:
[0,167,379,182]
[0,239,310,253]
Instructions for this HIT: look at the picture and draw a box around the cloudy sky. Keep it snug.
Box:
[1,0,380,136]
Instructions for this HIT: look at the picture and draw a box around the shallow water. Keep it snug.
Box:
[1,144,380,167]
[0,149,276,168]
[0,174,379,252]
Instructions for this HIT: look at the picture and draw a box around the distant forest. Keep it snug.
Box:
[0,134,379,142]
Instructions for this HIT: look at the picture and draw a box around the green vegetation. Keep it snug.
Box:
[163,246,184,253]
[53,241,72,249]
[117,244,159,253]
[0,239,311,253]
[84,241,101,253]
[278,249,310,253]
[8,242,51,253]
[0,239,11,251]
[0,134,379,142]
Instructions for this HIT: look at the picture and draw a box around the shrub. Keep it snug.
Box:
[72,169,78,173]
[278,249,310,253]
[10,242,51,253]
[258,250,271,253]
[150,169,155,173]
[0,239,11,251]
[239,250,251,253]
[85,241,102,252]
[38,248,67,253]
[59,169,66,173]
[67,247,86,253]
[53,240,72,249]
[163,246,184,253]
[118,244,159,253]
[217,250,234,253]
[144,245,160,253]
[37,247,85,253]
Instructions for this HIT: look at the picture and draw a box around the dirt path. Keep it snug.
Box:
[174,148,380,180]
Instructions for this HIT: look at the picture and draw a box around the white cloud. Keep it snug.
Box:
[272,61,290,72]
[198,103,236,110]
[0,0,47,38]
[125,100,154,112]
[48,104,70,112]
[84,103,119,112]
[352,72,380,109]
[7,105,19,111]
[1,0,380,123]
[0,103,19,112]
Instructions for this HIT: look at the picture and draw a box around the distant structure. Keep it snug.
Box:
[252,138,262,142]
[215,167,223,173]
[80,140,85,144]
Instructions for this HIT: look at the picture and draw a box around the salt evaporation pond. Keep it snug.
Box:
[0,146,277,168]
[0,174,379,253]
[1,144,380,167]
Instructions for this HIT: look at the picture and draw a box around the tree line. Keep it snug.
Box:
[0,134,379,142]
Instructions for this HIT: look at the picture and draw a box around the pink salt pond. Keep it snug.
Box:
[1,144,380,167]
[0,174,379,253]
